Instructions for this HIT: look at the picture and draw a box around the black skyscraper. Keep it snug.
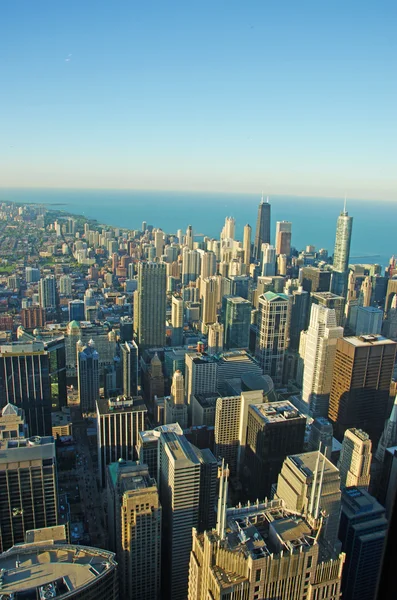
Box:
[253,196,271,260]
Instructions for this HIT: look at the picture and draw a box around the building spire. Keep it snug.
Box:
[343,194,347,214]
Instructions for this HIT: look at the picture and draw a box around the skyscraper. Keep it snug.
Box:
[339,487,387,600]
[182,247,201,285]
[107,461,161,600]
[328,335,396,444]
[301,266,331,294]
[77,339,100,413]
[311,290,345,327]
[39,275,57,309]
[0,431,58,553]
[97,395,147,486]
[243,223,252,269]
[301,304,344,417]
[0,341,52,436]
[207,321,224,355]
[199,250,217,279]
[171,295,184,345]
[199,276,218,332]
[185,224,194,249]
[288,286,310,350]
[253,195,271,260]
[221,295,251,349]
[164,370,188,429]
[185,352,218,406]
[120,340,138,397]
[376,394,397,462]
[338,428,372,489]
[137,262,167,348]
[261,243,276,276]
[256,291,290,386]
[68,299,85,321]
[275,220,292,255]
[330,205,353,297]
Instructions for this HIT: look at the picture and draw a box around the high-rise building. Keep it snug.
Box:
[207,321,224,355]
[222,216,235,240]
[256,291,290,386]
[20,306,45,329]
[199,276,218,332]
[311,291,345,327]
[0,542,118,599]
[339,487,387,600]
[328,335,396,444]
[0,402,29,439]
[107,461,161,600]
[159,429,216,600]
[25,266,41,283]
[59,274,73,296]
[189,468,345,600]
[39,275,57,309]
[199,250,216,279]
[77,339,100,413]
[165,370,188,429]
[288,286,310,351]
[182,247,201,285]
[308,416,334,459]
[261,243,276,276]
[0,432,58,553]
[253,195,271,260]
[338,428,372,489]
[0,341,52,436]
[215,349,263,394]
[119,315,133,342]
[275,220,292,255]
[97,395,147,486]
[154,228,164,258]
[301,266,331,294]
[355,305,383,335]
[276,451,342,552]
[244,401,306,500]
[120,340,138,397]
[137,262,166,348]
[301,304,344,417]
[330,205,353,297]
[221,295,251,350]
[68,299,85,321]
[243,223,251,268]
[185,224,194,249]
[185,352,218,406]
[376,394,397,462]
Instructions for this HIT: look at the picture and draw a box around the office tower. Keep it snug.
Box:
[185,224,194,249]
[243,223,251,268]
[0,542,118,600]
[154,228,164,258]
[0,403,29,439]
[275,220,292,255]
[311,291,345,327]
[165,370,188,428]
[276,451,342,552]
[97,395,147,486]
[120,340,138,396]
[107,461,161,600]
[253,195,271,260]
[77,339,100,413]
[207,321,223,355]
[339,487,387,600]
[68,299,85,321]
[200,276,218,332]
[385,276,397,315]
[355,305,383,335]
[221,295,251,350]
[199,250,216,279]
[301,304,344,417]
[119,315,133,342]
[182,247,201,284]
[59,274,72,296]
[256,291,290,386]
[376,395,397,462]
[308,417,334,459]
[244,401,306,500]
[214,390,264,474]
[158,430,203,599]
[137,262,166,348]
[185,352,218,405]
[329,335,396,444]
[330,205,353,297]
[215,349,263,394]
[338,428,372,489]
[25,266,40,283]
[144,352,165,406]
[171,294,184,345]
[288,286,310,350]
[301,266,331,294]
[0,433,58,553]
[0,341,52,436]
[20,306,45,329]
[39,274,57,309]
[189,482,345,600]
[261,242,276,276]
[44,336,67,411]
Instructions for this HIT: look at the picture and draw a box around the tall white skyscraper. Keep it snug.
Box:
[275,220,292,256]
[301,304,344,417]
[243,223,251,269]
[199,276,218,332]
[261,243,276,276]
[221,216,235,240]
[338,428,372,489]
[256,292,290,386]
[199,250,217,279]
[182,247,201,285]
[331,204,353,297]
[185,224,194,249]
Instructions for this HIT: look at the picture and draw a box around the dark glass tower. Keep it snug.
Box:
[253,195,271,260]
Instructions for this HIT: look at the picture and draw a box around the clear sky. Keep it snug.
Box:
[0,0,396,199]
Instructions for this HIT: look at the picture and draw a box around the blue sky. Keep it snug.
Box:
[0,0,396,199]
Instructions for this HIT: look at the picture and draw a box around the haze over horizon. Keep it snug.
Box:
[1,1,396,201]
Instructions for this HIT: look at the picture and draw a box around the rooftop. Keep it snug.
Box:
[96,395,147,415]
[341,487,386,519]
[261,291,289,302]
[250,401,304,425]
[161,431,201,466]
[344,334,396,347]
[287,451,339,480]
[0,543,117,597]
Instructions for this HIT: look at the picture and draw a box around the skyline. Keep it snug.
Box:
[1,1,396,200]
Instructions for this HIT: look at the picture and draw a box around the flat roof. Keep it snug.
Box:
[96,395,147,415]
[161,431,200,466]
[250,401,305,425]
[0,544,116,596]
[288,451,339,479]
[344,334,396,347]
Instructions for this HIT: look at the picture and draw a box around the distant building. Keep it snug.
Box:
[77,339,100,413]
[355,305,383,336]
[136,262,167,348]
[330,206,353,297]
[256,292,290,386]
[311,291,345,327]
[221,296,251,350]
[253,196,271,260]
[275,220,292,256]
[68,299,85,321]
[120,340,138,397]
[39,275,57,309]
[20,306,45,329]
[338,428,372,489]
[301,266,331,293]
